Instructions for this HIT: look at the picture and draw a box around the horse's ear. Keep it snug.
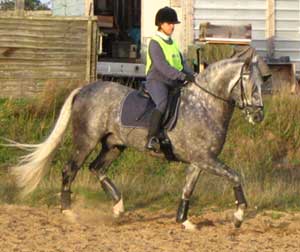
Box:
[241,53,258,69]
[227,62,244,93]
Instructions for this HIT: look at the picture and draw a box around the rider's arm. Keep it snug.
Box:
[180,53,195,76]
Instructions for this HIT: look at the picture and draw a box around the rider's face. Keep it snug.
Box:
[159,22,175,36]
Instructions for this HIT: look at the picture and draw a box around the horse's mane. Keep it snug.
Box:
[196,57,244,85]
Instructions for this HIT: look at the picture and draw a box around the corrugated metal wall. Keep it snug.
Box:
[193,0,267,54]
[274,0,300,70]
[193,0,300,72]
[0,16,98,98]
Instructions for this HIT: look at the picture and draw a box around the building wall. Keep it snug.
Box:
[52,0,85,16]
[140,0,193,62]
[274,0,300,68]
[51,0,300,72]
[0,16,98,98]
[193,0,300,72]
[140,0,170,62]
[193,0,267,54]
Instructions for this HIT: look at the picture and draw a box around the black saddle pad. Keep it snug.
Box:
[120,89,181,131]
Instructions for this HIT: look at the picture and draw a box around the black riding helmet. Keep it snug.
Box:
[155,7,180,26]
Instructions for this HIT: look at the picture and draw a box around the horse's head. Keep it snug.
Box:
[230,56,264,124]
[193,56,265,124]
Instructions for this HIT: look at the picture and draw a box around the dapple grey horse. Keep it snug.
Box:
[9,56,264,229]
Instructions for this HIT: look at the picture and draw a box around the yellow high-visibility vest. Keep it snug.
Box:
[146,35,183,74]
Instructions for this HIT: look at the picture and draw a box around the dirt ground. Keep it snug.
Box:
[1,204,300,252]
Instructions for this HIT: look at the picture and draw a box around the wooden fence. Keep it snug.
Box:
[0,15,98,98]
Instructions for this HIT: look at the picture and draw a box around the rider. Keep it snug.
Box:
[145,6,196,151]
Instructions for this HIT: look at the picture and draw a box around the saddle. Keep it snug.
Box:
[120,84,181,130]
[120,84,181,160]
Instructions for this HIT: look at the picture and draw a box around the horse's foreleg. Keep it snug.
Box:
[232,184,247,227]
[177,164,203,229]
[202,158,247,227]
[89,143,125,217]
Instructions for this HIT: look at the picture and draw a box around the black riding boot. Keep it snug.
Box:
[146,109,163,152]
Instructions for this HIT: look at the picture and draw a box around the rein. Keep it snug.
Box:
[192,81,234,105]
[191,63,249,108]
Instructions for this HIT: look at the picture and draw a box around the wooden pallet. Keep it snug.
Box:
[199,22,252,45]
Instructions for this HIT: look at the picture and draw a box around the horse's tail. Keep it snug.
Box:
[10,87,82,196]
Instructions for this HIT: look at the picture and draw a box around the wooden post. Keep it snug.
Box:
[15,0,25,16]
[266,0,275,58]
[86,19,93,81]
[181,0,194,56]
[85,0,94,16]
[91,22,98,81]
[290,63,297,93]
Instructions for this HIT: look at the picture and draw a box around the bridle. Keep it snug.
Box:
[238,63,252,109]
[238,61,263,111]
[191,62,261,110]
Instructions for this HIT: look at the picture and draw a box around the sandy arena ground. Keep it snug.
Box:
[1,204,300,252]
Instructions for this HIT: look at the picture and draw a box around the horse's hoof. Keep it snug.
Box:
[233,206,245,228]
[182,220,197,231]
[113,198,125,218]
[233,216,243,228]
[62,209,78,223]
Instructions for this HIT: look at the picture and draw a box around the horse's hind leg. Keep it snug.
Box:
[89,134,125,217]
[61,136,98,212]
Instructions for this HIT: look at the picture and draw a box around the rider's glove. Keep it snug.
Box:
[183,73,197,86]
[184,73,195,83]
